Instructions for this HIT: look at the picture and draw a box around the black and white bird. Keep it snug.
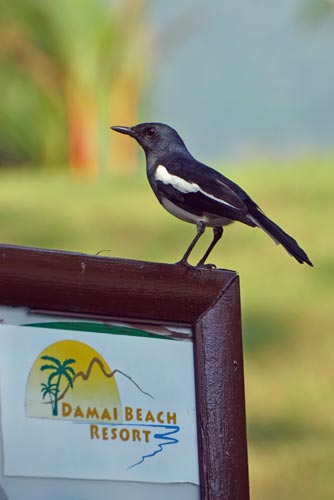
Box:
[111,122,312,268]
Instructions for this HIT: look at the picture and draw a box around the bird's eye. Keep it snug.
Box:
[145,127,155,137]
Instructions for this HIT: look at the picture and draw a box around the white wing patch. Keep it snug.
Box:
[155,165,240,210]
[155,165,198,194]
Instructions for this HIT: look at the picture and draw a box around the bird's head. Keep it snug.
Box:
[111,122,187,157]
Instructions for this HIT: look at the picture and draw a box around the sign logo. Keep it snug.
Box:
[26,339,179,469]
[0,324,199,483]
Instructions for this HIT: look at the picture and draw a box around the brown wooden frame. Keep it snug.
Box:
[0,244,249,500]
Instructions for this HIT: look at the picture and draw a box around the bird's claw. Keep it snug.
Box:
[175,258,194,269]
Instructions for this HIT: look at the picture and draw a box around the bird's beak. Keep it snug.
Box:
[110,126,137,138]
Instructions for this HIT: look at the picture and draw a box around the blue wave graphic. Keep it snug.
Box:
[127,424,180,469]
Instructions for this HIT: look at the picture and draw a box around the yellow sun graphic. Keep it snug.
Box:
[26,340,122,422]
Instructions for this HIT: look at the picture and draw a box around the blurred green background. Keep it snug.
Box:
[0,1,333,499]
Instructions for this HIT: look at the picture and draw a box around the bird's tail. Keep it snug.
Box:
[249,207,313,266]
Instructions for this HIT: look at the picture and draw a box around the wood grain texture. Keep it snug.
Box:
[0,244,235,324]
[0,244,249,499]
[194,276,249,500]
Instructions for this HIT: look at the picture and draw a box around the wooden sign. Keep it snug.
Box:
[0,244,249,500]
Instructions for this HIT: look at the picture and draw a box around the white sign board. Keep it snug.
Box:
[0,324,199,485]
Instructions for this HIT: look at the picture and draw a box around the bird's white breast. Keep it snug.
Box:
[159,196,201,224]
[159,196,234,227]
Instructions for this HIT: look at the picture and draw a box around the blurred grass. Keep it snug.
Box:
[0,156,333,499]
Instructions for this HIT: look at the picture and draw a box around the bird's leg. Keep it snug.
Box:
[196,227,223,268]
[176,221,206,267]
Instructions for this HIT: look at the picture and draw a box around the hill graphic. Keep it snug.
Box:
[57,356,153,402]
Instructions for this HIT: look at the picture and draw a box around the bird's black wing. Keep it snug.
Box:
[153,156,255,225]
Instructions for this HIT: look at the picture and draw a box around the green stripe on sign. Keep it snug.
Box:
[22,322,173,340]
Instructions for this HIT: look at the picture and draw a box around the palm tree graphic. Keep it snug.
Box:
[40,381,57,407]
[40,355,76,416]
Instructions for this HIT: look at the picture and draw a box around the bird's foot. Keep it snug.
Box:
[175,258,217,271]
[175,258,195,270]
